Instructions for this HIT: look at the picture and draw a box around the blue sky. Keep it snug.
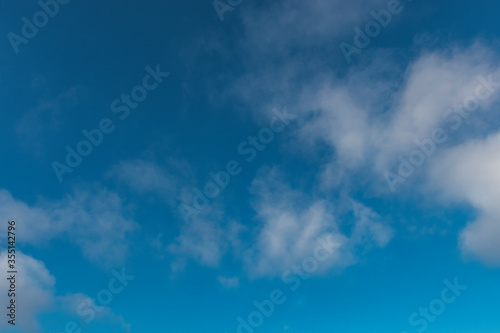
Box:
[1,0,500,332]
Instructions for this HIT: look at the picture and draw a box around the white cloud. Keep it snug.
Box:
[199,0,391,120]
[203,0,500,198]
[168,166,393,279]
[169,217,225,268]
[217,276,240,289]
[351,202,393,248]
[428,131,500,266]
[375,43,500,168]
[57,293,131,331]
[0,251,130,332]
[16,86,83,153]
[244,168,393,278]
[239,0,388,55]
[184,4,500,273]
[0,251,55,332]
[295,43,500,176]
[292,43,500,267]
[0,188,137,267]
[168,213,245,272]
[109,160,177,195]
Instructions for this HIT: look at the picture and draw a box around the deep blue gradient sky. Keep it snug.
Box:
[1,0,500,332]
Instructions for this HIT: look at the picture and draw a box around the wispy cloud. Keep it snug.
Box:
[428,131,500,266]
[0,187,137,267]
[217,276,240,289]
[0,251,55,332]
[15,86,83,153]
[243,167,392,278]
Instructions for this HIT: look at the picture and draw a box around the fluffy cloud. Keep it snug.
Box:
[169,215,244,272]
[0,251,130,332]
[185,0,500,274]
[167,169,393,279]
[290,43,500,267]
[375,44,500,168]
[169,217,226,269]
[0,251,55,332]
[244,168,393,278]
[428,131,500,266]
[0,188,137,267]
[295,43,500,176]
